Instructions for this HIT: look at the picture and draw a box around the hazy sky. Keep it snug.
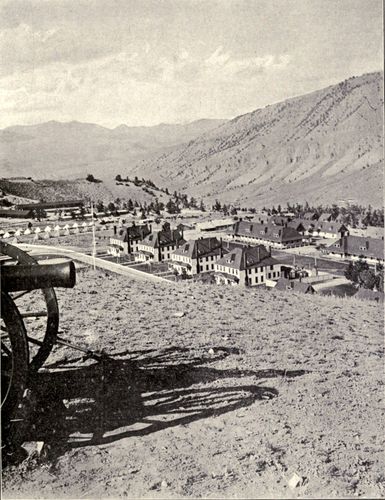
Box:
[0,0,383,128]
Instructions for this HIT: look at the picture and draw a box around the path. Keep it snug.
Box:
[18,243,168,284]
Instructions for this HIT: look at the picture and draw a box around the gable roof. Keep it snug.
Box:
[316,221,348,233]
[114,223,151,242]
[140,228,184,248]
[302,212,318,220]
[232,220,303,243]
[318,213,332,222]
[287,218,309,231]
[173,237,223,259]
[328,235,384,260]
[215,245,279,271]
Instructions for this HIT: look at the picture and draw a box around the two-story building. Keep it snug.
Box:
[107,223,151,257]
[229,221,305,248]
[170,237,225,276]
[135,223,185,263]
[326,235,384,265]
[214,245,281,287]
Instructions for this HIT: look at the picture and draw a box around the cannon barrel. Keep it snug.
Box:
[1,260,76,292]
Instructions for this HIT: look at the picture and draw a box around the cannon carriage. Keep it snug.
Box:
[1,241,77,450]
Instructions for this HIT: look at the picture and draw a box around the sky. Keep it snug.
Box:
[0,0,383,128]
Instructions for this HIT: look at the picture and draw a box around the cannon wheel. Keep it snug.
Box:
[1,291,29,427]
[0,241,59,372]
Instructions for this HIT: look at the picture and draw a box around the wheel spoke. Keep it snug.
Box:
[11,290,32,301]
[1,341,12,357]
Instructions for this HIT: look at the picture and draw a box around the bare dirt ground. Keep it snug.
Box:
[2,267,384,499]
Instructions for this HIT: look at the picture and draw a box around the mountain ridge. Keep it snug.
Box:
[131,71,383,207]
[0,71,383,207]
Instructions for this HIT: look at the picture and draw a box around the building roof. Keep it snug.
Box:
[17,200,84,210]
[287,218,308,231]
[316,221,348,234]
[318,213,332,222]
[232,220,303,243]
[302,212,319,220]
[327,235,384,261]
[275,277,315,293]
[173,237,223,259]
[215,245,279,271]
[113,223,151,242]
[140,228,184,248]
[0,209,32,218]
[269,215,290,226]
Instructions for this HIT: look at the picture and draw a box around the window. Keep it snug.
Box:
[268,273,271,279]
[261,276,264,282]
[211,264,214,270]
[255,276,259,283]
[270,265,274,270]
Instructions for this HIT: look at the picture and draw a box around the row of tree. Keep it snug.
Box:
[265,202,384,227]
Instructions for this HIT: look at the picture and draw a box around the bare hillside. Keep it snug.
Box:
[133,72,384,207]
[2,268,384,498]
[0,178,168,205]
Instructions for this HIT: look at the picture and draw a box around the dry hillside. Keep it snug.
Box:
[134,72,384,207]
[2,268,384,499]
[0,178,169,205]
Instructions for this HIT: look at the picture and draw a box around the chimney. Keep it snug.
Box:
[220,237,223,257]
[113,225,117,235]
[269,246,272,256]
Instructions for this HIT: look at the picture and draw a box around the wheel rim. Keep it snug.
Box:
[1,291,29,419]
[0,241,59,372]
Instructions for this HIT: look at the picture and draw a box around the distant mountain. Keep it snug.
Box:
[132,71,384,207]
[1,72,383,207]
[0,119,227,179]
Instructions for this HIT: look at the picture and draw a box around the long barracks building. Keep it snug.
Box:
[229,220,305,248]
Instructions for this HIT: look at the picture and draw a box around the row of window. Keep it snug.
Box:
[199,263,215,272]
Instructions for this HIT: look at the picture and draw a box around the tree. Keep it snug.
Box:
[230,206,238,216]
[199,200,206,212]
[96,201,105,213]
[358,269,377,290]
[213,199,222,211]
[345,259,369,285]
[86,173,95,182]
[115,174,122,182]
[166,199,180,214]
[107,202,116,214]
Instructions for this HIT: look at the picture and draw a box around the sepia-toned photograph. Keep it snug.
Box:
[0,0,384,498]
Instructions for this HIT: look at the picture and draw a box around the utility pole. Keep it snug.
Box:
[91,201,96,270]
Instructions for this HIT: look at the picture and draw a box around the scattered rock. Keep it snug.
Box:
[288,472,305,489]
[173,311,185,318]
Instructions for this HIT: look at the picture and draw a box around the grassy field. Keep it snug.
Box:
[3,268,384,499]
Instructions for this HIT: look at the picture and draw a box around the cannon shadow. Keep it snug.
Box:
[23,346,308,457]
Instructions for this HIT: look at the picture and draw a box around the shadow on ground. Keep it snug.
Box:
[17,347,308,460]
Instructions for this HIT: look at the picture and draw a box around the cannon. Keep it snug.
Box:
[1,241,77,445]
